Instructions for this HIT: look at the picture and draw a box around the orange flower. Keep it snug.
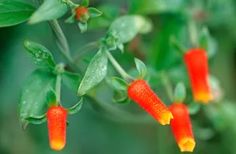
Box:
[184,48,213,103]
[128,80,173,125]
[169,103,196,152]
[47,106,67,151]
[75,6,89,21]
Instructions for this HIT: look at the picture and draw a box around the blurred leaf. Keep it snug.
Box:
[78,21,87,33]
[112,90,128,104]
[109,77,127,91]
[88,7,102,18]
[78,48,108,96]
[188,102,201,115]
[134,58,147,79]
[24,40,55,68]
[199,27,217,58]
[24,114,46,125]
[46,89,57,106]
[129,0,185,15]
[19,69,56,124]
[150,15,187,69]
[62,71,81,92]
[29,0,68,24]
[0,0,35,27]
[109,15,152,43]
[173,82,186,102]
[81,0,89,7]
[67,98,83,115]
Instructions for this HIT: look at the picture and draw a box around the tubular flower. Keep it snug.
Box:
[169,103,196,152]
[47,106,67,151]
[184,48,213,103]
[127,79,173,125]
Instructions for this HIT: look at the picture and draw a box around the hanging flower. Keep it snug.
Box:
[47,106,67,151]
[184,48,213,103]
[169,103,196,152]
[128,79,173,125]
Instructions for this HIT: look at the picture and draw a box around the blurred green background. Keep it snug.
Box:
[0,0,236,154]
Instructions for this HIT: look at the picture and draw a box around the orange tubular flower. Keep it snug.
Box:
[127,80,173,125]
[184,48,213,103]
[169,103,196,152]
[47,106,67,151]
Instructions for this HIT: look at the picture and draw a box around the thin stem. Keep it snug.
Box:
[188,20,199,48]
[62,0,78,8]
[106,51,134,82]
[49,20,72,61]
[55,74,62,104]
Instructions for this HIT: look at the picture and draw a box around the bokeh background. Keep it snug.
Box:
[0,0,236,154]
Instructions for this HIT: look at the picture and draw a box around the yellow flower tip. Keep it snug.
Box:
[179,138,196,152]
[50,140,65,151]
[159,111,174,125]
[195,92,213,104]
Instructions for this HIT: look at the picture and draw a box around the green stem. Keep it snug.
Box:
[49,20,72,62]
[62,0,78,8]
[188,20,199,48]
[55,74,62,104]
[106,51,134,82]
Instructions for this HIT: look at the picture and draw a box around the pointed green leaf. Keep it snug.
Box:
[67,98,83,115]
[78,48,108,95]
[173,82,186,102]
[19,69,57,124]
[134,58,147,79]
[0,0,35,27]
[109,77,127,91]
[24,40,55,68]
[88,7,102,18]
[29,0,68,24]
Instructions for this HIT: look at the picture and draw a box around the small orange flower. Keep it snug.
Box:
[75,6,89,21]
[128,80,173,125]
[47,106,67,151]
[184,48,213,103]
[169,103,196,152]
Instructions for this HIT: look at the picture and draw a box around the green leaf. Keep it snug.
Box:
[199,27,217,58]
[78,48,108,95]
[67,98,83,115]
[109,77,127,91]
[81,0,89,7]
[19,69,57,124]
[29,0,68,24]
[24,114,46,125]
[134,58,147,79]
[78,21,88,33]
[24,40,55,68]
[112,90,129,104]
[0,0,35,27]
[188,102,201,115]
[88,7,102,18]
[62,71,81,92]
[109,15,152,43]
[173,82,186,102]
